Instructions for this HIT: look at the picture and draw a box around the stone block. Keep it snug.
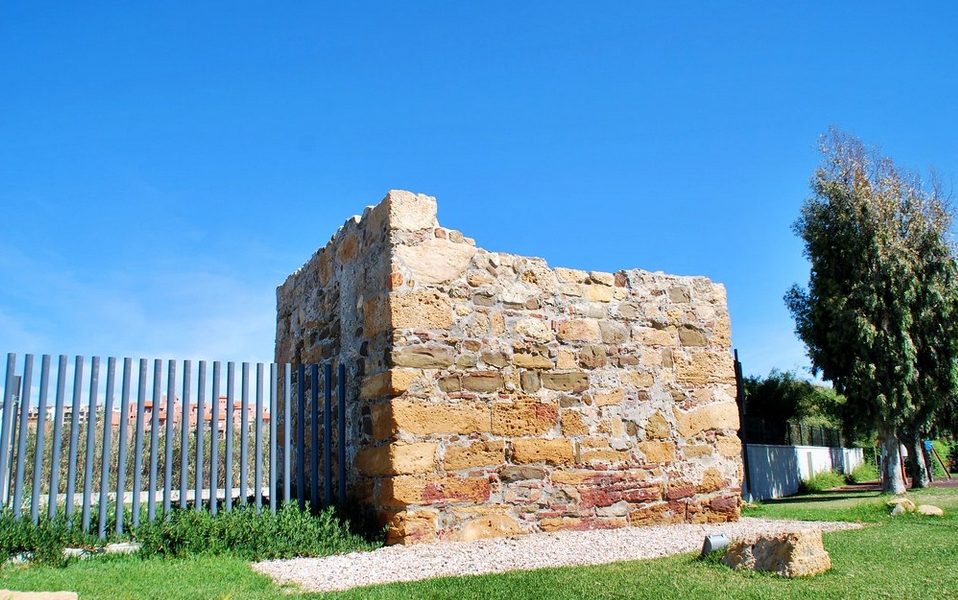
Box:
[391,344,455,368]
[444,441,506,470]
[592,388,624,407]
[673,402,740,438]
[715,436,742,457]
[539,516,627,532]
[394,237,477,285]
[355,442,438,476]
[722,529,832,577]
[0,592,79,600]
[382,190,439,232]
[519,370,541,392]
[678,325,708,346]
[634,327,676,347]
[638,441,675,463]
[512,439,574,465]
[499,465,547,482]
[492,400,559,436]
[391,290,453,330]
[448,514,523,541]
[578,345,608,369]
[461,371,503,393]
[372,399,490,440]
[514,351,554,369]
[513,317,555,343]
[583,284,614,302]
[360,368,423,399]
[645,412,672,439]
[560,411,590,436]
[555,267,589,283]
[556,319,602,343]
[620,370,654,388]
[384,509,439,545]
[541,371,590,392]
[378,475,492,507]
[673,350,736,385]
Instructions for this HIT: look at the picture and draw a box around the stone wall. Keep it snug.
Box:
[276,190,742,545]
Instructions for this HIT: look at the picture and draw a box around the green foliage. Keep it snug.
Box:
[845,462,879,484]
[744,370,845,444]
[797,470,846,494]
[0,511,103,566]
[785,129,958,491]
[133,503,380,560]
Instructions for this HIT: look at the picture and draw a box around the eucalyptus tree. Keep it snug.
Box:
[785,129,958,493]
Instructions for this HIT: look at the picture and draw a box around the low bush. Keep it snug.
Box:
[798,469,845,493]
[133,503,381,560]
[0,512,103,566]
[845,462,879,484]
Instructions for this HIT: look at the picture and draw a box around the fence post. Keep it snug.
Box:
[0,354,17,507]
[49,355,69,521]
[31,355,52,524]
[114,358,132,534]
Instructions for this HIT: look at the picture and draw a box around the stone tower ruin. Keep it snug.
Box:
[276,190,742,545]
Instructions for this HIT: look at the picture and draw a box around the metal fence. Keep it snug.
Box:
[0,353,346,537]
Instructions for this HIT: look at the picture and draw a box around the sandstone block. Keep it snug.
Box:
[0,591,79,600]
[556,320,602,343]
[513,318,555,343]
[355,442,437,476]
[580,448,632,465]
[645,412,672,439]
[620,370,654,388]
[638,440,675,463]
[391,290,453,330]
[391,344,455,368]
[589,271,615,286]
[722,529,832,577]
[583,284,614,302]
[492,400,559,436]
[673,402,740,438]
[673,350,735,385]
[539,517,627,532]
[634,327,676,347]
[394,237,477,285]
[541,371,590,392]
[444,441,506,471]
[360,368,423,399]
[555,267,589,283]
[519,370,541,391]
[700,467,726,492]
[578,345,608,369]
[917,504,944,517]
[628,502,681,527]
[592,388,624,407]
[449,514,523,541]
[560,411,590,436]
[716,436,742,457]
[373,399,490,440]
[462,371,503,393]
[384,509,439,545]
[499,465,547,482]
[378,475,491,507]
[512,439,574,465]
[599,321,629,344]
[678,325,708,347]
[382,190,439,232]
[514,351,554,369]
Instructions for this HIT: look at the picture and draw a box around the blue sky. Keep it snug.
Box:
[2,2,956,378]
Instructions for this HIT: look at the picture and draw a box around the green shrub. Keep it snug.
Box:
[798,469,846,493]
[930,440,952,477]
[0,511,103,566]
[133,503,380,560]
[845,462,880,484]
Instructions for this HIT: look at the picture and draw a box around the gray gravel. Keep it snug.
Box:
[253,517,861,592]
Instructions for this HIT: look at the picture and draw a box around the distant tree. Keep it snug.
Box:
[743,370,844,444]
[785,129,958,493]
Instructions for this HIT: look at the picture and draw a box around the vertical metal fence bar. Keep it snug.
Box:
[13,354,34,517]
[283,364,291,506]
[0,354,17,507]
[98,357,116,538]
[131,359,147,527]
[81,356,100,532]
[338,362,346,505]
[115,358,132,535]
[254,363,263,512]
[323,363,332,505]
[296,364,305,511]
[179,361,192,509]
[240,362,250,506]
[6,390,18,509]
[48,355,68,520]
[65,356,84,524]
[195,361,206,510]
[147,359,162,523]
[269,363,277,514]
[210,362,221,516]
[163,360,177,514]
[30,355,51,523]
[224,362,235,512]
[309,364,319,510]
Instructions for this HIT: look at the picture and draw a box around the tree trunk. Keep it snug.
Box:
[878,422,906,494]
[903,430,930,489]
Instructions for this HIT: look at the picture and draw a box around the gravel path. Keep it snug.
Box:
[253,518,861,593]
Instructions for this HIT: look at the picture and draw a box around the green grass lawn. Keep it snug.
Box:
[4,486,958,600]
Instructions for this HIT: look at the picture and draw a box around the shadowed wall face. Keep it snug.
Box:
[277,190,743,545]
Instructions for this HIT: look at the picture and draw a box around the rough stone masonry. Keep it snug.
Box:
[275,190,742,545]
